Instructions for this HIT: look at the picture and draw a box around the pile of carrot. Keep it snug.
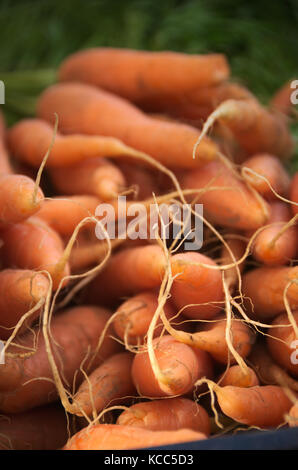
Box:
[0,46,297,451]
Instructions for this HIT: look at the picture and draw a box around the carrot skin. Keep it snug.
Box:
[290,172,298,216]
[0,306,120,412]
[71,352,135,417]
[0,404,69,450]
[266,311,298,378]
[117,397,210,435]
[132,335,213,397]
[249,201,297,266]
[37,83,219,168]
[0,174,43,225]
[0,216,70,290]
[170,252,224,319]
[59,48,230,100]
[0,269,50,340]
[180,160,269,230]
[216,385,292,428]
[63,423,206,450]
[242,266,298,320]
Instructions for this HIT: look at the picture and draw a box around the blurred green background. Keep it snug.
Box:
[0,0,297,168]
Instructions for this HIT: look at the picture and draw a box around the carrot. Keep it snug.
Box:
[84,245,166,306]
[270,80,296,117]
[8,118,144,168]
[0,174,43,225]
[242,266,298,320]
[58,48,230,102]
[36,195,100,237]
[63,423,206,450]
[113,291,175,346]
[141,81,256,124]
[266,311,298,378]
[71,352,135,418]
[0,404,69,450]
[0,305,120,412]
[218,365,259,388]
[189,315,254,365]
[288,402,298,427]
[117,397,210,435]
[131,335,213,397]
[0,216,70,290]
[197,99,293,159]
[180,160,269,230]
[249,201,297,266]
[0,269,50,340]
[248,342,298,391]
[49,157,125,201]
[208,383,292,428]
[290,172,298,216]
[241,154,290,201]
[37,83,219,168]
[170,251,224,319]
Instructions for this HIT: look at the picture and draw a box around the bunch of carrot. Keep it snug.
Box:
[0,46,297,451]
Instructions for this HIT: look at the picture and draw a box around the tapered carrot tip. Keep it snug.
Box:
[62,424,206,450]
[0,174,44,224]
[288,403,298,427]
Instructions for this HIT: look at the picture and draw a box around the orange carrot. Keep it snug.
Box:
[170,251,224,319]
[63,423,206,450]
[84,245,166,306]
[37,83,219,168]
[117,397,210,435]
[266,311,298,378]
[212,383,292,428]
[0,216,70,290]
[49,157,125,200]
[242,266,298,320]
[218,365,259,388]
[36,195,100,237]
[58,48,230,101]
[8,118,143,168]
[249,201,297,266]
[180,160,269,230]
[0,269,50,340]
[0,174,43,225]
[248,342,298,391]
[0,404,69,450]
[288,402,298,427]
[0,306,120,412]
[189,315,254,365]
[291,172,298,216]
[198,99,293,159]
[241,154,290,200]
[132,335,213,397]
[141,81,256,123]
[113,291,175,346]
[71,352,135,417]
